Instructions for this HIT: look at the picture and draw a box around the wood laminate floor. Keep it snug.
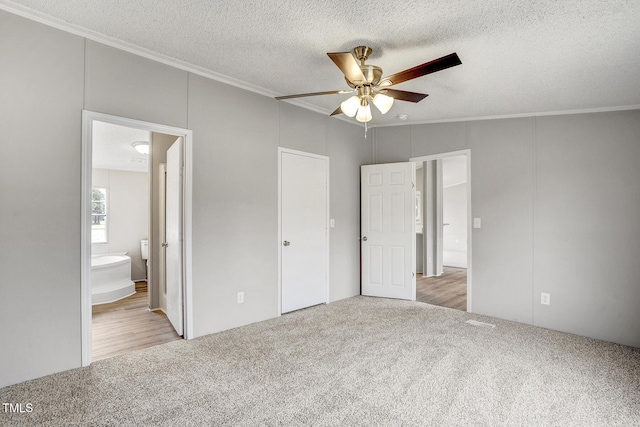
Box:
[416,267,467,311]
[92,282,181,361]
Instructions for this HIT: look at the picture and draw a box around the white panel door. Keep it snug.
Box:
[166,138,183,336]
[361,162,416,300]
[281,150,328,314]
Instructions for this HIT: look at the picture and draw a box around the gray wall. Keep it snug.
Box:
[423,160,444,277]
[0,10,369,387]
[0,11,85,388]
[373,111,640,347]
[188,81,372,336]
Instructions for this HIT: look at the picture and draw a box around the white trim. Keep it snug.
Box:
[410,150,470,162]
[81,111,194,366]
[374,104,640,128]
[158,163,167,311]
[410,150,473,313]
[277,150,282,317]
[80,112,93,366]
[277,147,330,315]
[183,133,194,339]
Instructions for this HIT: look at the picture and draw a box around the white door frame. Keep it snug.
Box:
[158,163,167,312]
[277,147,330,315]
[81,110,194,366]
[410,149,473,313]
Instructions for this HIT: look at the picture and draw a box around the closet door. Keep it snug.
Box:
[280,149,329,314]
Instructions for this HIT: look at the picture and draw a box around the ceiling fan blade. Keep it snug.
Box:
[330,106,343,116]
[380,89,429,103]
[382,53,461,86]
[327,52,366,84]
[275,90,347,100]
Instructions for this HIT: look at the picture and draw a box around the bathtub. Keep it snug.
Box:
[91,254,135,305]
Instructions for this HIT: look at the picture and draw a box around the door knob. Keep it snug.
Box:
[161,242,168,247]
[362,236,367,241]
[283,241,290,246]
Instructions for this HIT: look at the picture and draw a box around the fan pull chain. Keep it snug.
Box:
[364,121,368,139]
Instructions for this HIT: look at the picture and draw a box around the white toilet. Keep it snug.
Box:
[140,239,149,279]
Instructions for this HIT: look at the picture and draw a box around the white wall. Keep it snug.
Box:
[442,183,467,268]
[0,10,370,387]
[373,112,640,348]
[92,168,149,281]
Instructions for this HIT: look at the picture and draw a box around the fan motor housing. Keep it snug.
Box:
[345,65,383,88]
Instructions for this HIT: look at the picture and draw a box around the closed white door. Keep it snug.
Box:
[280,150,329,314]
[361,162,416,300]
[166,138,183,335]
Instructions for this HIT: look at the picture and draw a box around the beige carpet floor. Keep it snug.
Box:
[1,296,639,426]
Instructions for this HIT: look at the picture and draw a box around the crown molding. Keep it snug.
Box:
[372,104,640,128]
[7,2,630,129]
[0,1,363,125]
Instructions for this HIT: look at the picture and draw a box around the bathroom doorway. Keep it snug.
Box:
[412,150,471,312]
[81,111,193,365]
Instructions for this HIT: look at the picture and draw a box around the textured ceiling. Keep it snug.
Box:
[4,0,640,125]
[93,121,149,173]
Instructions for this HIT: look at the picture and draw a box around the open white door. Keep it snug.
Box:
[361,162,416,300]
[165,137,183,335]
[280,149,329,314]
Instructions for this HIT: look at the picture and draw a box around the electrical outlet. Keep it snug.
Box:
[541,292,550,305]
[237,292,244,304]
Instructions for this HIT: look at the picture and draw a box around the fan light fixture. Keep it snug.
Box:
[340,96,360,117]
[132,141,149,155]
[341,92,394,122]
[356,100,373,123]
[275,46,462,126]
[372,93,394,115]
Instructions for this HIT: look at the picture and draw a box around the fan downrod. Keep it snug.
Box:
[353,46,372,65]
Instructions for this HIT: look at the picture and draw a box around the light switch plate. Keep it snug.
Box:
[473,218,481,228]
[330,219,335,228]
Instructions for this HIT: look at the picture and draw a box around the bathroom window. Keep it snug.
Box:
[91,188,108,243]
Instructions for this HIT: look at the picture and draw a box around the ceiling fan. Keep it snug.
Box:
[275,46,462,123]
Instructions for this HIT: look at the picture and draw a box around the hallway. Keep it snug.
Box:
[416,267,467,311]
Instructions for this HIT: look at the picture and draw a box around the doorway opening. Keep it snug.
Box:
[412,150,471,312]
[81,111,193,365]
